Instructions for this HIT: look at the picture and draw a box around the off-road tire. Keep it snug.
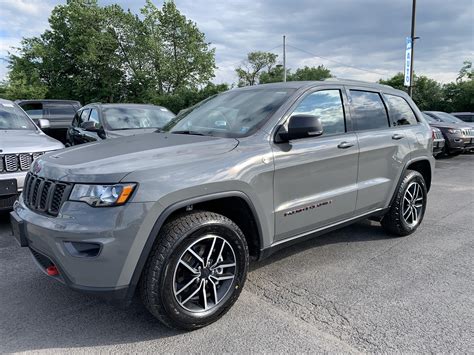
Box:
[140,210,249,330]
[381,170,427,236]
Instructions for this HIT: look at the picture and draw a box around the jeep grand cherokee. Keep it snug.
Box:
[11,80,434,330]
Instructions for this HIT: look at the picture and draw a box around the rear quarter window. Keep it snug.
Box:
[384,94,418,126]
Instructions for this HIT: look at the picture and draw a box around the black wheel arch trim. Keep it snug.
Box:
[389,157,432,208]
[124,190,265,303]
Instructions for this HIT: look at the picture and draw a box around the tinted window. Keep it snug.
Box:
[20,103,44,119]
[79,109,91,126]
[350,90,389,131]
[103,106,175,130]
[384,94,418,126]
[48,104,76,118]
[0,102,37,130]
[293,90,345,135]
[89,108,101,127]
[429,112,465,124]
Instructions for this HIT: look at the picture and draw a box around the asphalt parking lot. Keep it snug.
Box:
[1,155,473,353]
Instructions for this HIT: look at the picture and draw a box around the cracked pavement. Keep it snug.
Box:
[1,155,473,353]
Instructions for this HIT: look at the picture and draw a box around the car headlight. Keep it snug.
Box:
[447,129,461,134]
[69,183,136,207]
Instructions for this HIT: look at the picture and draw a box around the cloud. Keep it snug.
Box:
[0,0,472,85]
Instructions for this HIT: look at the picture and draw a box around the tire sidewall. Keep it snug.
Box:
[159,219,248,327]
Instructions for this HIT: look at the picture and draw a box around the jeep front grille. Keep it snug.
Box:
[0,152,43,173]
[461,128,474,137]
[23,173,72,216]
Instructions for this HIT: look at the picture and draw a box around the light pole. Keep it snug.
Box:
[283,35,287,82]
[408,0,417,97]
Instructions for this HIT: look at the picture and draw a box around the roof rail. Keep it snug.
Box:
[324,77,394,89]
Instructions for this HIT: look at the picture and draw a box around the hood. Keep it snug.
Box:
[106,128,158,139]
[35,132,239,183]
[428,122,462,130]
[0,129,64,154]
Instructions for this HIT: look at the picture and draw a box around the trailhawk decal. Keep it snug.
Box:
[283,200,333,217]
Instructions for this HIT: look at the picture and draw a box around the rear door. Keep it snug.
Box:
[347,88,411,214]
[272,87,359,242]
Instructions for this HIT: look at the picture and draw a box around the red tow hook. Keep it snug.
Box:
[46,265,59,276]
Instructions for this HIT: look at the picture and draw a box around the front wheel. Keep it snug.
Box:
[381,170,427,236]
[140,211,249,330]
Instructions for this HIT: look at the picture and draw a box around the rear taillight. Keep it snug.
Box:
[431,129,435,140]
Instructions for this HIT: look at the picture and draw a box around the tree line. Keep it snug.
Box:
[0,0,472,114]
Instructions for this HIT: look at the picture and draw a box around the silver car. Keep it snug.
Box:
[0,98,64,210]
[11,81,434,330]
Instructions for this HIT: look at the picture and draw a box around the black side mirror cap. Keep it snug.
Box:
[276,114,323,143]
[81,121,100,132]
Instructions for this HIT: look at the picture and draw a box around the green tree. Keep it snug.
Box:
[288,65,332,81]
[5,0,217,107]
[236,51,278,86]
[457,60,472,82]
[379,73,444,110]
[259,65,287,84]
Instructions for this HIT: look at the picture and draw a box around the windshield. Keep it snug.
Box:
[103,106,175,130]
[431,112,466,124]
[0,101,37,130]
[163,88,296,138]
[422,113,437,123]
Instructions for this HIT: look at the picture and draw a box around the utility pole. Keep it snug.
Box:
[408,0,417,97]
[283,35,286,82]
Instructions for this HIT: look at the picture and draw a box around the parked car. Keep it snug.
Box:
[423,111,474,154]
[66,103,175,146]
[431,126,445,157]
[451,112,474,124]
[0,98,64,211]
[11,80,434,330]
[16,100,81,144]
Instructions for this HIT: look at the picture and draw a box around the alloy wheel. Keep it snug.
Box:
[402,181,424,228]
[173,235,237,313]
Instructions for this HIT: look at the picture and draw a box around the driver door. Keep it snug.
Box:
[271,88,359,242]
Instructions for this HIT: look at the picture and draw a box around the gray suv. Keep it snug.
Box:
[1,99,64,210]
[10,81,434,330]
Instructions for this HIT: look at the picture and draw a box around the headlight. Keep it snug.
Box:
[447,129,461,134]
[69,183,136,207]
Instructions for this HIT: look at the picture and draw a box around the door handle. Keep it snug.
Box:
[392,134,404,140]
[337,141,354,149]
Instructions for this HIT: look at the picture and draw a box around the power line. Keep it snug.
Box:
[286,44,386,76]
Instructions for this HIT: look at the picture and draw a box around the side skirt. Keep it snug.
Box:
[259,207,388,260]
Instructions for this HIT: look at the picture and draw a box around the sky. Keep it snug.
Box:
[0,0,472,85]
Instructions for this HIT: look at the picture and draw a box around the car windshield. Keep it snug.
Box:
[431,112,466,124]
[163,88,296,138]
[0,101,36,130]
[422,113,437,123]
[103,106,175,130]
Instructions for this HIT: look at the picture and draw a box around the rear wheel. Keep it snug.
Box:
[140,211,249,330]
[382,170,427,236]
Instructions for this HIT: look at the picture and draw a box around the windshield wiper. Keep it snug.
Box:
[171,130,206,136]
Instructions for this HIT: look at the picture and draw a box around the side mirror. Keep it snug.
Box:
[277,114,323,142]
[81,121,99,132]
[38,118,51,129]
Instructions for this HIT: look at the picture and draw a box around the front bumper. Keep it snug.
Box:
[12,196,154,302]
[0,171,27,210]
[461,136,474,151]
